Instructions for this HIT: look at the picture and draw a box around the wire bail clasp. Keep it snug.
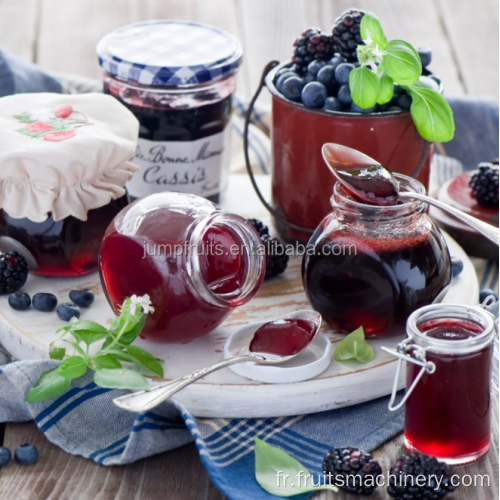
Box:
[382,339,436,412]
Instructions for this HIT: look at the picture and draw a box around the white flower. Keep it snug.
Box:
[30,108,56,123]
[128,294,155,315]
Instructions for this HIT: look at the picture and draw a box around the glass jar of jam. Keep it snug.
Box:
[302,174,451,337]
[99,192,265,343]
[387,304,495,464]
[97,20,243,204]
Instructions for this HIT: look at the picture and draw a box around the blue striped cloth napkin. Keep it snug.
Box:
[0,46,498,500]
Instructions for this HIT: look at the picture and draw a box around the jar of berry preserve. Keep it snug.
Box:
[97,20,243,204]
[99,192,265,343]
[0,92,139,277]
[302,174,451,337]
[384,303,496,464]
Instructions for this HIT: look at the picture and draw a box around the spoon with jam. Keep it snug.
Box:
[322,143,499,245]
[113,310,322,412]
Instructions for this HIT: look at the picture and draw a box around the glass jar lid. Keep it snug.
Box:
[97,20,244,87]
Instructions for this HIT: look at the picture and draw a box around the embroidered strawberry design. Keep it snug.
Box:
[26,122,53,133]
[54,105,73,119]
[43,130,76,142]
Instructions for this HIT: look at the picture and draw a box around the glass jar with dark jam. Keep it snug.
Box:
[302,174,452,337]
[97,20,243,203]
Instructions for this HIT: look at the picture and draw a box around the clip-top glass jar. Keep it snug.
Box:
[97,20,243,204]
[302,174,451,337]
[99,192,265,343]
[386,304,495,464]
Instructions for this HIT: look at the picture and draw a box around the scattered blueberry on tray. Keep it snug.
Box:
[57,303,81,322]
[479,288,499,303]
[0,447,11,467]
[450,256,464,278]
[14,444,39,466]
[8,292,31,311]
[32,292,58,312]
[69,289,95,308]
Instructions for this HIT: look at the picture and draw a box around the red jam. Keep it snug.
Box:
[249,319,316,356]
[405,318,492,461]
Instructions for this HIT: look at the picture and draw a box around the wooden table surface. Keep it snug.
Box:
[0,0,498,499]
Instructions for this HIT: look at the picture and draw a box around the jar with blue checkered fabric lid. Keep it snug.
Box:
[97,20,243,203]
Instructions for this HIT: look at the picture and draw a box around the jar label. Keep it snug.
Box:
[128,127,231,198]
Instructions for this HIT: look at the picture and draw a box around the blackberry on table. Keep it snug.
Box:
[469,163,499,207]
[387,452,456,499]
[248,219,270,238]
[0,251,28,294]
[292,27,335,74]
[323,446,382,495]
[261,235,289,279]
[332,9,365,62]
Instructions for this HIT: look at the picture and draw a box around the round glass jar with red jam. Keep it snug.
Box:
[0,92,139,277]
[97,20,243,204]
[402,304,495,464]
[98,192,265,343]
[302,174,451,337]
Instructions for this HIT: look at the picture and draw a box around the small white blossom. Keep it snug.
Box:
[30,108,56,123]
[128,294,155,315]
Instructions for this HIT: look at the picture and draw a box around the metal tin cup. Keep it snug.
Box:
[384,303,496,464]
[97,20,243,203]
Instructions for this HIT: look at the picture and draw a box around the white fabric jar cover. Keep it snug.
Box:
[0,92,139,222]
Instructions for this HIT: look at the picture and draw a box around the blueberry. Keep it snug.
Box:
[387,105,403,113]
[334,63,355,85]
[275,71,297,93]
[303,72,315,84]
[0,447,11,467]
[377,104,389,112]
[450,257,464,278]
[14,444,38,465]
[337,84,352,105]
[57,303,81,322]
[396,92,412,110]
[323,97,342,112]
[479,288,499,303]
[307,60,326,77]
[417,47,432,68]
[316,65,337,94]
[32,292,57,312]
[281,76,304,101]
[350,102,376,114]
[8,291,31,311]
[301,82,327,108]
[329,54,346,70]
[69,289,95,308]
[392,84,402,99]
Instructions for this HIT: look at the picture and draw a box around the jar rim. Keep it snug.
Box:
[406,303,496,353]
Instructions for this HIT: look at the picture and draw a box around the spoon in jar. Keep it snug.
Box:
[113,310,322,413]
[321,143,499,245]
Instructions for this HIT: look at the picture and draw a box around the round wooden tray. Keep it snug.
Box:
[0,176,479,417]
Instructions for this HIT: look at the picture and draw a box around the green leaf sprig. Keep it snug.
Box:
[25,295,163,403]
[349,12,455,142]
[333,326,375,363]
[254,438,338,497]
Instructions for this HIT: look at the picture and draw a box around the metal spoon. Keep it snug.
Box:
[322,143,499,245]
[113,310,322,413]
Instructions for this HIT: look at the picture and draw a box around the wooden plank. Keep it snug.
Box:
[0,422,225,500]
[237,0,464,103]
[35,0,247,94]
[0,0,38,61]
[437,0,499,99]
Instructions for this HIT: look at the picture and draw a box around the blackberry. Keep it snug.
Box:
[248,219,270,238]
[469,163,499,206]
[387,453,456,499]
[323,446,382,495]
[0,251,28,294]
[332,9,365,62]
[261,235,289,279]
[292,28,335,74]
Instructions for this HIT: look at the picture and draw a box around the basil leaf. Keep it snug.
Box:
[334,327,375,363]
[57,356,88,380]
[72,329,109,346]
[407,86,455,142]
[360,12,387,48]
[62,340,87,357]
[125,345,164,377]
[94,368,150,391]
[377,72,394,104]
[255,438,338,497]
[49,347,66,360]
[93,354,122,370]
[69,320,108,334]
[383,40,422,85]
[349,66,379,108]
[25,369,71,403]
[105,349,142,369]
[119,314,147,345]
